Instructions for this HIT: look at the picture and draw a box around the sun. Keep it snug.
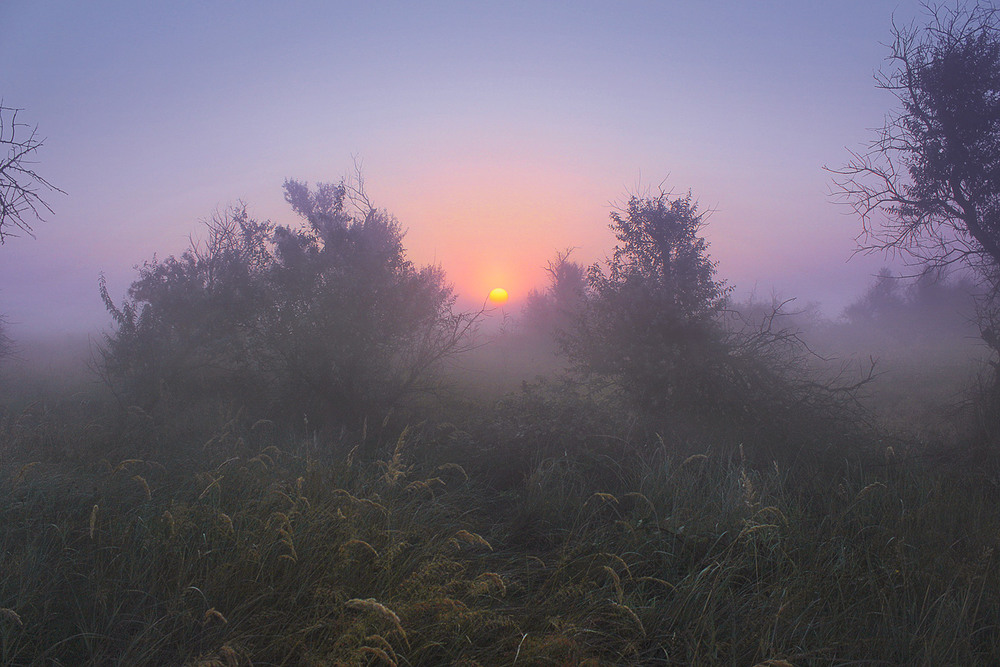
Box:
[488,287,509,305]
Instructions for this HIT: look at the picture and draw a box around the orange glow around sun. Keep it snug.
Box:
[488,287,509,305]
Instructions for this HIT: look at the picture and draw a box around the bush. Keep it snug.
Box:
[99,179,477,430]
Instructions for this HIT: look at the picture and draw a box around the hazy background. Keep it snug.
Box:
[1,1,924,338]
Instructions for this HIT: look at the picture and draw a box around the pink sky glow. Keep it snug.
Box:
[0,1,925,336]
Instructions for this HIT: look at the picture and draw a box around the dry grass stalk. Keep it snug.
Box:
[602,565,624,603]
[476,572,507,596]
[0,607,23,627]
[217,512,234,535]
[680,453,708,467]
[454,530,492,551]
[133,474,151,500]
[357,646,396,665]
[364,634,398,663]
[357,498,389,515]
[738,524,778,539]
[112,459,143,474]
[162,509,175,536]
[89,504,99,539]
[343,538,380,559]
[436,462,469,483]
[202,607,228,626]
[757,505,788,525]
[404,480,432,494]
[345,598,406,638]
[637,576,675,591]
[198,475,222,500]
[585,492,618,507]
[599,552,633,579]
[855,481,886,501]
[622,492,657,517]
[610,602,646,636]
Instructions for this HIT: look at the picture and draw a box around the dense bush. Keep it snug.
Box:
[99,180,477,429]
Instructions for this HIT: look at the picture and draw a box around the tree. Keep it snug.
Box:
[832,2,1000,282]
[567,190,732,415]
[843,267,906,326]
[522,248,587,342]
[100,177,478,428]
[265,179,478,424]
[0,103,63,243]
[563,189,872,456]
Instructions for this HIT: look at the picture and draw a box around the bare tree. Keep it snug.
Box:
[0,103,63,243]
[831,3,1000,280]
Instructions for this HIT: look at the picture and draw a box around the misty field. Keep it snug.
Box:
[1,319,999,666]
[2,182,1000,666]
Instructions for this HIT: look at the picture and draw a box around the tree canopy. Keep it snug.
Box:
[100,179,477,428]
[833,2,1000,281]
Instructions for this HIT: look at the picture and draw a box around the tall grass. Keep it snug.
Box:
[3,401,1000,665]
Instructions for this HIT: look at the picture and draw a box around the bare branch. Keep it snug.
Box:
[0,103,64,243]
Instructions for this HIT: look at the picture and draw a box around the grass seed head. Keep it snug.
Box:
[343,538,380,559]
[436,462,469,483]
[585,492,619,507]
[476,572,507,596]
[610,601,646,636]
[133,474,151,500]
[681,453,708,467]
[202,607,228,626]
[357,646,396,666]
[345,598,406,638]
[453,529,492,550]
[0,608,23,627]
[364,634,398,661]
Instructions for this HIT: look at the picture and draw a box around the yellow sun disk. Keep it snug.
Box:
[488,287,509,304]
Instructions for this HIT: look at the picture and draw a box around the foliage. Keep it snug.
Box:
[567,191,732,417]
[842,265,979,342]
[99,179,477,428]
[833,3,1000,282]
[521,248,587,344]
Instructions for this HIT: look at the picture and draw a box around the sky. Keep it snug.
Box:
[1,1,928,338]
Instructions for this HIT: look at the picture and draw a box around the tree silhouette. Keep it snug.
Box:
[0,103,62,244]
[832,3,1000,280]
[100,178,478,427]
[567,190,731,415]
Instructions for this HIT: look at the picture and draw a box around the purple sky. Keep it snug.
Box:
[1,1,924,338]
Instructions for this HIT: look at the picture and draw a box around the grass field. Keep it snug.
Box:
[2,341,1000,667]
